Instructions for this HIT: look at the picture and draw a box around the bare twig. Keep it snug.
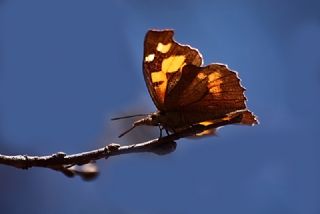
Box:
[0,115,242,180]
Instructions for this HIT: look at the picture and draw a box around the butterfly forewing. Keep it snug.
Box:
[143,30,203,111]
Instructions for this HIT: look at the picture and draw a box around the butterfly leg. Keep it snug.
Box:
[190,124,199,135]
[158,125,170,138]
[158,124,163,138]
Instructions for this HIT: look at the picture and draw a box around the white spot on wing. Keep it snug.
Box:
[145,53,155,62]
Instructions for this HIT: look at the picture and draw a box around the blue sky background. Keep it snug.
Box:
[1,0,320,213]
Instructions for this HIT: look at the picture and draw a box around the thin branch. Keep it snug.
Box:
[0,115,242,179]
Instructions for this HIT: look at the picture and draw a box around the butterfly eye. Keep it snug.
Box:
[150,113,161,122]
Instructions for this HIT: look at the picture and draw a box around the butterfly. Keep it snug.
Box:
[115,29,258,137]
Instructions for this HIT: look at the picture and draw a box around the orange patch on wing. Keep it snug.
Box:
[196,121,216,136]
[197,72,207,80]
[151,55,186,103]
[162,55,186,73]
[151,71,167,103]
[156,42,172,53]
[151,71,166,83]
[208,72,223,94]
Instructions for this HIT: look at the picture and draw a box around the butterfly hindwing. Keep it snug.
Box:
[165,63,258,125]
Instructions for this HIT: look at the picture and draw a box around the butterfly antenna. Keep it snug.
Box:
[118,125,137,138]
[111,114,149,121]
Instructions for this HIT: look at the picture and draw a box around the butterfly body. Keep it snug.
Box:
[133,110,199,132]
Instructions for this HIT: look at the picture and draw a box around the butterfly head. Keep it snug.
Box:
[116,112,161,138]
[133,112,160,127]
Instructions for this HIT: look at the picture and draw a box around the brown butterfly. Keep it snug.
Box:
[114,29,258,137]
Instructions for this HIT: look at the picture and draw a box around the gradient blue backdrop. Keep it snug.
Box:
[1,0,320,213]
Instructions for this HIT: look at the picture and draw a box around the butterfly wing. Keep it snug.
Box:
[164,63,258,126]
[143,29,257,130]
[188,109,256,138]
[143,29,202,111]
